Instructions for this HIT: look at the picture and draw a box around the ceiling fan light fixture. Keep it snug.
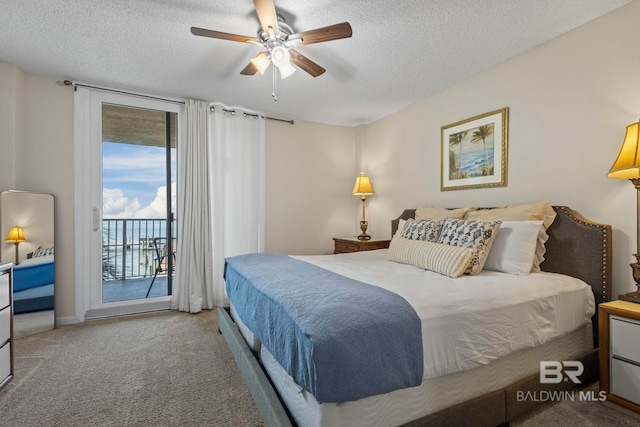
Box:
[250,51,270,75]
[271,45,291,67]
[278,61,296,79]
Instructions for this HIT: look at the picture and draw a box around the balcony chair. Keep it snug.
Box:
[146,237,175,298]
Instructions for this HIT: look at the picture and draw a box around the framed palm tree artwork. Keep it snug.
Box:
[441,107,508,191]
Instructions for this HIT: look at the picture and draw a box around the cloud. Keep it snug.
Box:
[103,183,176,219]
[103,188,141,219]
[135,183,177,219]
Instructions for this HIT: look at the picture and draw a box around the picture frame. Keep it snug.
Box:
[441,107,508,191]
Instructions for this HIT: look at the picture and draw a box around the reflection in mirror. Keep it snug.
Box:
[0,191,54,338]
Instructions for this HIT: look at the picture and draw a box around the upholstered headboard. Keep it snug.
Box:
[391,206,612,305]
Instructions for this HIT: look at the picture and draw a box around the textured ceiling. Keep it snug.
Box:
[0,0,633,127]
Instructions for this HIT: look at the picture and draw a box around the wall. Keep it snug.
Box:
[0,64,75,322]
[361,0,640,297]
[0,62,21,189]
[265,118,356,255]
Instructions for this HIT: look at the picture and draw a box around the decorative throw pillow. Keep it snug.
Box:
[483,221,543,275]
[415,206,476,221]
[464,201,556,272]
[437,219,501,275]
[388,236,473,278]
[32,246,54,258]
[400,219,444,242]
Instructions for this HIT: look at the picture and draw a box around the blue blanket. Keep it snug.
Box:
[225,253,423,403]
[13,261,54,292]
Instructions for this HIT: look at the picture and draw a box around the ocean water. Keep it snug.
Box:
[454,149,494,177]
[102,219,175,280]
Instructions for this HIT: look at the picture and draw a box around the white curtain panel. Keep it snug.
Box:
[209,107,266,307]
[173,99,214,312]
[173,101,265,312]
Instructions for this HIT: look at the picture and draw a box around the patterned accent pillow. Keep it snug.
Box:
[400,219,444,242]
[388,236,473,278]
[32,246,54,258]
[437,219,501,275]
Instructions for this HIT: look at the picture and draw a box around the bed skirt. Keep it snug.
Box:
[218,307,599,427]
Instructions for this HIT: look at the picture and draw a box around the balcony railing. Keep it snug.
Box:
[102,218,175,281]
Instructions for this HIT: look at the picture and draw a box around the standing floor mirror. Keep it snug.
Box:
[0,191,54,338]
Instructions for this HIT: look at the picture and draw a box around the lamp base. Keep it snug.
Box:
[358,220,371,241]
[624,254,640,303]
[620,292,640,303]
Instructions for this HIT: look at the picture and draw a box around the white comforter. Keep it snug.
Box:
[293,249,595,379]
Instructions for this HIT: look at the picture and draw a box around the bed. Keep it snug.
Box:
[12,250,54,315]
[220,204,611,427]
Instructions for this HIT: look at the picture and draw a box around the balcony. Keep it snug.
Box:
[102,218,175,302]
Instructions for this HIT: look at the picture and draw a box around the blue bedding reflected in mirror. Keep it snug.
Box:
[1,191,54,338]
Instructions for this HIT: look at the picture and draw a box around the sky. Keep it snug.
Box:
[102,142,176,219]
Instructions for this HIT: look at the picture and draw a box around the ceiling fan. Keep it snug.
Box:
[191,0,352,80]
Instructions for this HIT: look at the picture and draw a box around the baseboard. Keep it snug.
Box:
[55,315,83,326]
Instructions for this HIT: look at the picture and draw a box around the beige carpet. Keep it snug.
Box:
[1,309,639,427]
[0,310,263,427]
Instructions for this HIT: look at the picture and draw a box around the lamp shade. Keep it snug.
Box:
[5,226,25,243]
[271,46,291,68]
[278,62,296,79]
[607,121,640,179]
[250,51,270,75]
[352,172,374,195]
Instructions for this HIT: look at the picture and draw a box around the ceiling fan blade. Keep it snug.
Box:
[289,22,352,45]
[240,62,259,76]
[290,49,326,77]
[191,27,259,43]
[253,0,280,36]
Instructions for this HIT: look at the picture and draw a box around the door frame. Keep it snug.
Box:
[73,87,183,321]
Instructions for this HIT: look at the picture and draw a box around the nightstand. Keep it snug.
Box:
[333,237,390,254]
[599,300,640,414]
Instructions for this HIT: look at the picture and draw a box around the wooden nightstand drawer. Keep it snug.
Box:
[333,238,391,254]
[611,357,640,406]
[611,316,640,362]
[335,240,361,253]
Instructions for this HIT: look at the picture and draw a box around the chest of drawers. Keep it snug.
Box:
[0,262,13,391]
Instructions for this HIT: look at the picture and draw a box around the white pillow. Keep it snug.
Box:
[395,219,408,237]
[483,221,543,275]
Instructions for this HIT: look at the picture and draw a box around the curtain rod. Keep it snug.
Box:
[64,81,294,125]
[64,80,186,105]
[209,106,294,125]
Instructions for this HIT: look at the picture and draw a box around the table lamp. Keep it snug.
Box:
[5,226,26,265]
[607,119,640,301]
[352,172,375,241]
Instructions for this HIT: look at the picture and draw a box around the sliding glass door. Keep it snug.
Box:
[101,104,176,304]
[75,88,182,319]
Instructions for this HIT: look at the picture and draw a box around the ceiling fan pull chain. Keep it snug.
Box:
[272,65,278,101]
